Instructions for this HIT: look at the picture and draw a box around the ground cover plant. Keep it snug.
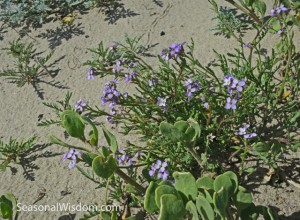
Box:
[0,0,136,28]
[0,0,110,26]
[2,0,300,219]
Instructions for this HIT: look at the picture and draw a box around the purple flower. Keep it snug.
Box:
[223,74,246,95]
[87,66,95,80]
[75,99,86,112]
[116,149,139,166]
[243,43,252,48]
[106,116,115,124]
[225,97,237,110]
[157,97,167,107]
[236,80,246,92]
[124,70,136,83]
[170,42,186,58]
[276,4,289,14]
[124,73,133,83]
[244,133,257,138]
[149,160,169,180]
[101,80,120,106]
[184,79,200,99]
[184,78,193,86]
[112,59,123,73]
[277,29,286,35]
[238,124,250,135]
[203,102,209,109]
[238,124,257,139]
[270,8,277,17]
[270,4,289,17]
[223,74,234,87]
[63,148,81,169]
[161,42,185,60]
[161,49,172,61]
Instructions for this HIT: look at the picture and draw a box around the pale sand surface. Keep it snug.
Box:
[0,0,299,219]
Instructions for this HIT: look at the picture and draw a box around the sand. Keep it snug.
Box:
[0,0,299,219]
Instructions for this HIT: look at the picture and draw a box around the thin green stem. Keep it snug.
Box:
[115,168,146,194]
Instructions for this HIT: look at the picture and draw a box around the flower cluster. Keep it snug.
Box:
[238,124,257,139]
[112,59,124,74]
[223,74,245,110]
[184,78,201,100]
[75,99,86,112]
[87,66,96,80]
[149,160,169,180]
[270,4,289,17]
[117,149,142,166]
[157,97,167,112]
[63,148,81,169]
[101,80,120,106]
[161,42,185,60]
[124,70,136,83]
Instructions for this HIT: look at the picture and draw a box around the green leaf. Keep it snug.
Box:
[61,110,85,139]
[174,121,189,133]
[244,0,255,6]
[158,194,185,220]
[233,186,253,211]
[81,152,98,166]
[214,174,235,196]
[196,176,214,191]
[155,185,181,208]
[223,171,238,193]
[102,126,118,153]
[92,155,117,179]
[272,19,281,32]
[0,194,14,219]
[213,187,229,218]
[83,116,98,146]
[187,118,201,141]
[196,195,215,220]
[253,142,271,153]
[159,122,182,142]
[186,201,199,220]
[254,0,266,16]
[144,182,159,213]
[289,112,300,123]
[173,172,198,201]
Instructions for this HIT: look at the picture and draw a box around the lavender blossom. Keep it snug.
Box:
[116,149,140,166]
[225,97,237,110]
[149,160,169,180]
[106,116,115,124]
[169,42,185,58]
[63,148,81,169]
[161,42,185,60]
[157,97,167,107]
[238,124,257,139]
[101,80,120,106]
[87,66,95,80]
[112,59,123,73]
[75,99,86,112]
[203,102,209,109]
[270,4,289,17]
[243,43,252,48]
[184,79,200,100]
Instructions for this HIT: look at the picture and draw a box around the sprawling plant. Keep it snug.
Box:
[0,136,36,171]
[38,0,300,219]
[0,39,54,87]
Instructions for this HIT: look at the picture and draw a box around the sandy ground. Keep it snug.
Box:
[0,0,299,219]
